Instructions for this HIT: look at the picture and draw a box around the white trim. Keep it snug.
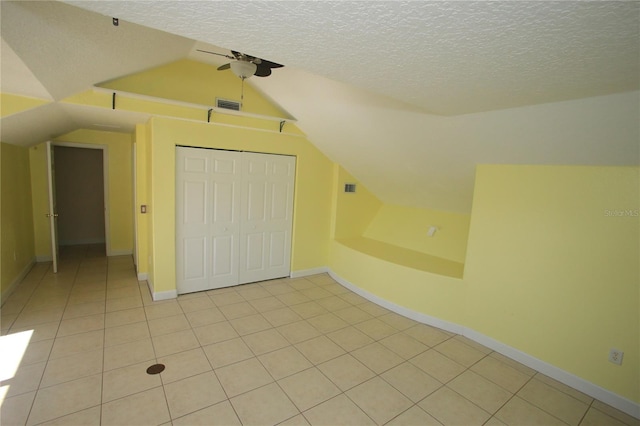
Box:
[327,268,640,419]
[46,141,58,273]
[84,89,304,138]
[108,249,133,257]
[52,142,111,257]
[142,275,178,302]
[153,289,178,301]
[290,267,330,278]
[145,276,154,298]
[328,271,464,335]
[1,258,35,306]
[132,143,138,268]
[92,86,297,123]
[137,272,148,281]
[464,329,640,419]
[36,255,53,262]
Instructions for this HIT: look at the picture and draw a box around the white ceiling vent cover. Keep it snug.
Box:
[216,98,241,111]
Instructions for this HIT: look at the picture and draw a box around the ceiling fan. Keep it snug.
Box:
[197,49,284,79]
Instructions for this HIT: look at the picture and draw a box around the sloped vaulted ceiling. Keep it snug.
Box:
[3,1,639,212]
[65,1,639,115]
[1,1,194,101]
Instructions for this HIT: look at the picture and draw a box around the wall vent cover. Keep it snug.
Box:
[344,183,357,193]
[216,98,241,111]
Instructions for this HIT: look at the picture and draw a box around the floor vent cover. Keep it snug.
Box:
[146,364,165,375]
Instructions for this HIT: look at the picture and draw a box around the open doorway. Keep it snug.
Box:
[53,145,107,254]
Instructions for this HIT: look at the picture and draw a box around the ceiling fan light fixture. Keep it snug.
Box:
[230,61,257,79]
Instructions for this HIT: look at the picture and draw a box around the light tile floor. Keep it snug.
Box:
[1,245,638,426]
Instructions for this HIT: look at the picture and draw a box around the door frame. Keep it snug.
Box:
[132,143,138,267]
[52,142,111,255]
[45,141,58,273]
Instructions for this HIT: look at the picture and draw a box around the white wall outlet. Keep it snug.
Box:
[608,348,624,365]
[427,226,438,237]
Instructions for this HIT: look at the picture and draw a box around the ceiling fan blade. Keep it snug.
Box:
[196,49,235,60]
[217,63,231,71]
[254,64,272,77]
[259,59,284,69]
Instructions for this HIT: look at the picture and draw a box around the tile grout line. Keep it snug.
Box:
[577,399,596,426]
[483,365,539,426]
[514,375,589,426]
[244,289,411,425]
[27,246,86,425]
[20,260,53,426]
[100,247,109,426]
[139,272,172,424]
[8,263,634,426]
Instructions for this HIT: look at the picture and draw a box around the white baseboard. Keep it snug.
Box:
[290,267,329,278]
[137,272,148,281]
[142,275,177,301]
[328,271,465,336]
[464,329,640,419]
[327,269,640,420]
[107,249,133,257]
[1,258,36,306]
[35,255,52,262]
[144,277,154,299]
[153,289,178,301]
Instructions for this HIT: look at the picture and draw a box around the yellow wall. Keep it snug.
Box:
[332,166,382,239]
[30,130,134,257]
[464,165,639,403]
[62,90,304,136]
[145,122,155,287]
[29,145,50,258]
[364,204,470,263]
[134,124,149,276]
[97,59,292,119]
[328,163,639,404]
[330,240,466,322]
[1,143,35,297]
[1,93,50,117]
[147,117,333,293]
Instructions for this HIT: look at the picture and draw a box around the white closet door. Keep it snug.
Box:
[177,147,295,294]
[209,150,242,288]
[176,147,212,293]
[239,152,296,284]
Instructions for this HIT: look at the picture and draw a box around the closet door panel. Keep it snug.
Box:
[176,148,212,294]
[239,157,269,283]
[178,148,295,294]
[268,231,287,268]
[239,152,295,284]
[183,237,207,279]
[244,232,266,271]
[212,234,234,276]
[209,151,242,288]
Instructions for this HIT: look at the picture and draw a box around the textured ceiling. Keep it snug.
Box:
[65,0,639,115]
[1,1,194,101]
[0,39,53,100]
[2,1,638,212]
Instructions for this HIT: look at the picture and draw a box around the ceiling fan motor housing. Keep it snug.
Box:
[230,61,257,79]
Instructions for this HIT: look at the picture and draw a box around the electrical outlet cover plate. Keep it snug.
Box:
[608,348,624,365]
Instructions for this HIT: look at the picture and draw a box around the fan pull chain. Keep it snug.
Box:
[240,77,245,109]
